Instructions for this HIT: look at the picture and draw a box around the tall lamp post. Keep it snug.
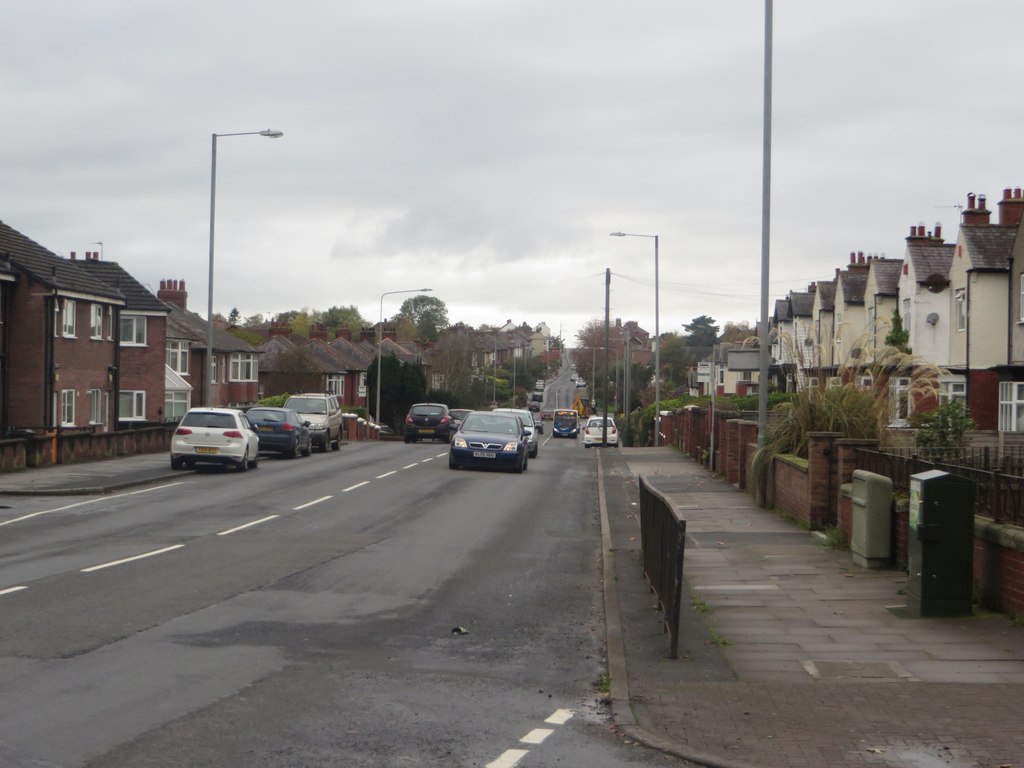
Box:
[207,128,283,406]
[610,231,660,446]
[376,288,432,427]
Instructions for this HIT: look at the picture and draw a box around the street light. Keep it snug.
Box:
[376,288,432,427]
[610,231,661,446]
[207,129,283,405]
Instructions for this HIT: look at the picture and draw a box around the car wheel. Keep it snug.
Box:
[529,447,538,459]
[170,456,185,470]
[236,451,249,472]
[514,454,525,474]
[523,454,529,471]
[331,436,340,451]
[320,440,330,453]
[289,440,300,459]
[302,440,312,457]
[248,452,259,469]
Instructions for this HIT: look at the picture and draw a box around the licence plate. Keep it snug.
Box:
[195,447,219,454]
[257,426,273,431]
[473,451,496,459]
[419,428,433,434]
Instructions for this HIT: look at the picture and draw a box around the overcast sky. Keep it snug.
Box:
[4,1,1023,344]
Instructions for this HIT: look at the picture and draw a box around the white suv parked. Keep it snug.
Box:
[283,393,343,452]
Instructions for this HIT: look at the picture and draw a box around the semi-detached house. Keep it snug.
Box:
[1,221,127,433]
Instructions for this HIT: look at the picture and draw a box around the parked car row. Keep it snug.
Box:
[170,392,347,471]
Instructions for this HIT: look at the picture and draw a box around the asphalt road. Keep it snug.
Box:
[0,405,680,766]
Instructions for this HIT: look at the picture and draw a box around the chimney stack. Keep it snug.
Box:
[998,187,1024,227]
[962,191,992,226]
[157,278,188,310]
[334,327,353,341]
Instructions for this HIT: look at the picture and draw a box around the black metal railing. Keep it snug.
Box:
[854,447,1024,526]
[638,474,687,659]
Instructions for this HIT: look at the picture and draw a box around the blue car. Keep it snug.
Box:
[449,411,529,473]
[245,406,312,459]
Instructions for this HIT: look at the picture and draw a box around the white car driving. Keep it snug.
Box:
[582,416,619,448]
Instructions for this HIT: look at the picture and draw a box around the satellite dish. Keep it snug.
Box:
[922,273,948,293]
[926,312,939,325]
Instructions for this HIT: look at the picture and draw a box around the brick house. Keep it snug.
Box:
[157,279,260,409]
[0,221,126,432]
[75,252,171,425]
[946,193,1017,431]
[327,329,373,409]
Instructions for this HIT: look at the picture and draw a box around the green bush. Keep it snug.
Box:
[911,399,975,450]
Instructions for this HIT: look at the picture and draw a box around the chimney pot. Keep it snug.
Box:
[968,193,976,210]
[70,251,76,260]
[934,223,942,240]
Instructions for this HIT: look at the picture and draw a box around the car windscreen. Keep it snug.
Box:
[461,413,520,434]
[246,409,283,422]
[411,406,445,416]
[285,398,326,414]
[181,412,237,429]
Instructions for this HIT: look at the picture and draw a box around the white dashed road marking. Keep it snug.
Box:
[81,544,186,573]
[218,515,280,535]
[520,728,554,744]
[293,496,332,510]
[545,709,574,725]
[403,463,419,469]
[485,749,529,768]
[342,481,370,492]
[485,709,574,767]
[0,586,28,596]
[376,470,397,479]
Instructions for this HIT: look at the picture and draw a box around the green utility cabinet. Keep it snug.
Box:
[906,469,976,617]
[850,470,892,569]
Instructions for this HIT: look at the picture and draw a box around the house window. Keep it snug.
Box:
[90,304,104,339]
[119,390,146,420]
[120,315,147,345]
[858,375,873,390]
[889,377,911,425]
[88,389,104,425]
[165,390,190,421]
[60,389,76,426]
[955,288,967,332]
[229,352,257,382]
[902,298,911,332]
[358,372,367,398]
[999,382,1024,432]
[167,340,189,374]
[62,299,77,337]
[940,378,967,406]
[326,374,343,396]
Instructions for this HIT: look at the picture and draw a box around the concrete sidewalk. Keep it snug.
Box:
[600,446,1024,768]
[0,452,185,495]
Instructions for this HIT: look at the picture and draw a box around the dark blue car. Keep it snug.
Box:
[449,411,529,473]
[245,406,312,459]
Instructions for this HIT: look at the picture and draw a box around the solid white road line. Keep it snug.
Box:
[293,496,332,510]
[376,470,397,479]
[218,515,280,535]
[81,544,185,573]
[545,708,575,725]
[485,749,529,768]
[0,482,187,528]
[519,728,554,744]
[0,586,28,596]
[342,481,370,492]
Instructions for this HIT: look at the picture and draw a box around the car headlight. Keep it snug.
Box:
[502,441,519,451]
[453,436,468,448]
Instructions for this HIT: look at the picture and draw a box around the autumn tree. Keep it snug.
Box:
[398,295,449,341]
